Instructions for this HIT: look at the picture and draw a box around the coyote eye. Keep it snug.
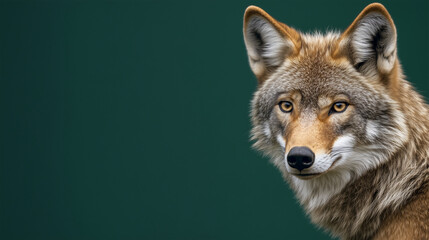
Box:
[279,101,293,113]
[330,102,349,114]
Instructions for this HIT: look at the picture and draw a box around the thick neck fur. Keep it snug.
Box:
[245,5,429,239]
[301,70,429,239]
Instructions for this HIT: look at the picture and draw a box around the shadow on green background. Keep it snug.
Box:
[1,0,428,239]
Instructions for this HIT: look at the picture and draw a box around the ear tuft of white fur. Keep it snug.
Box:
[244,15,294,77]
[351,12,397,75]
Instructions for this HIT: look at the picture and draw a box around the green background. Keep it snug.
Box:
[1,0,428,239]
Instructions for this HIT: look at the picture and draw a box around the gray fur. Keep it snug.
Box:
[245,6,429,240]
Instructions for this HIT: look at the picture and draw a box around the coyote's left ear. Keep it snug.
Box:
[334,3,397,77]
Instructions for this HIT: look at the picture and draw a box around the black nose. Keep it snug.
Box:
[287,146,315,171]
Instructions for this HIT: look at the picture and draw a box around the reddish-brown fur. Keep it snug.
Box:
[244,3,429,239]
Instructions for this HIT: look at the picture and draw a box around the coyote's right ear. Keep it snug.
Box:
[243,6,301,84]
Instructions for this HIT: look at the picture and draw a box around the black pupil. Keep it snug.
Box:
[335,103,344,111]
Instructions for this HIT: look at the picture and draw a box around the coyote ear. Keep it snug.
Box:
[243,6,301,83]
[335,3,397,77]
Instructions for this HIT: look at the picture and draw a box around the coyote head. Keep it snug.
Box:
[244,3,409,206]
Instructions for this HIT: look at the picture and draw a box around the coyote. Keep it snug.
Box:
[243,3,429,239]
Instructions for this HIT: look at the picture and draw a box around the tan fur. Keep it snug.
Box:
[287,120,334,154]
[373,190,429,240]
[277,94,352,154]
[244,3,429,239]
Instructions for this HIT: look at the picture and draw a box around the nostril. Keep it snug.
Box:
[301,156,313,166]
[287,156,297,166]
[287,147,315,171]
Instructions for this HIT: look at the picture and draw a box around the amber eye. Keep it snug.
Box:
[330,102,349,114]
[279,101,293,113]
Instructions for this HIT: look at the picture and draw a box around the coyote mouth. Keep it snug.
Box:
[328,155,342,170]
[292,172,321,179]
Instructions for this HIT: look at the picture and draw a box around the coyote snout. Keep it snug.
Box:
[244,2,429,239]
